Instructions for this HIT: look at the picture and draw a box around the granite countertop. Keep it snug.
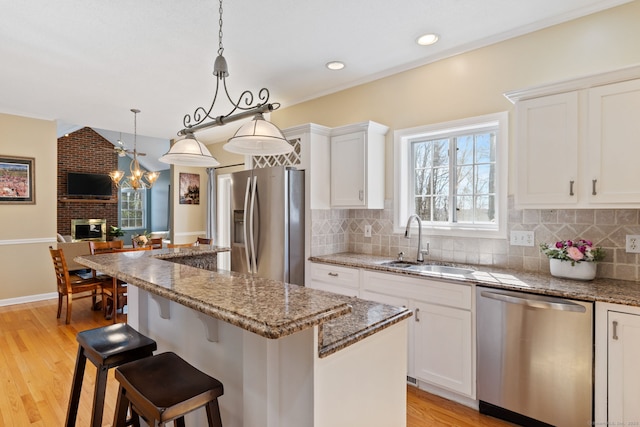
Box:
[151,244,230,259]
[309,252,640,308]
[75,248,412,358]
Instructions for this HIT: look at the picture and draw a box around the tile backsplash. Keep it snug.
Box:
[310,197,640,281]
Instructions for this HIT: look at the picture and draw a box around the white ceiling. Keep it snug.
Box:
[0,0,631,171]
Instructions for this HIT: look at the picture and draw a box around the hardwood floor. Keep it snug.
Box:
[0,298,510,426]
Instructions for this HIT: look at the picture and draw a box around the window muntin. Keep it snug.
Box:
[120,189,146,229]
[394,112,507,238]
[410,127,496,226]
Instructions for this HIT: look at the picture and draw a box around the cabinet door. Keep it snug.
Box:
[588,79,640,204]
[413,300,472,396]
[608,310,640,423]
[515,92,579,206]
[331,131,366,207]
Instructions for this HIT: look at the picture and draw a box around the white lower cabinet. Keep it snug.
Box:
[361,270,475,399]
[413,300,472,396]
[309,263,475,400]
[595,302,640,425]
[595,302,640,426]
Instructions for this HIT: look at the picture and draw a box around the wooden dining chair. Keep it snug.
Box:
[101,246,153,321]
[167,242,196,248]
[196,237,211,245]
[49,246,108,324]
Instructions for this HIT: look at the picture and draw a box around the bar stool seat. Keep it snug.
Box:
[113,351,224,427]
[66,323,157,427]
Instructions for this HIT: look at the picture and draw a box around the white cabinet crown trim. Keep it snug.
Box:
[504,63,640,103]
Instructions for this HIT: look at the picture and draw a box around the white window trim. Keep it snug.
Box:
[393,111,509,239]
[120,188,147,230]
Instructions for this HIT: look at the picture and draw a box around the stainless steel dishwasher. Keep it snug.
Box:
[476,287,593,427]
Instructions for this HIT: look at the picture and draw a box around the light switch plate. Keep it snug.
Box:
[510,230,534,247]
[364,225,372,238]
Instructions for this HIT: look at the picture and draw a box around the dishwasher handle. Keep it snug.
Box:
[480,290,586,313]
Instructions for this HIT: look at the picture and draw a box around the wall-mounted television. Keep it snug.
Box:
[67,172,112,197]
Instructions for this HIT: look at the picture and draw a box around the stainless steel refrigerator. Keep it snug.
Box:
[230,166,305,286]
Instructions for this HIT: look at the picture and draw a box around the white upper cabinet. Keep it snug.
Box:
[330,121,388,209]
[587,79,640,204]
[507,65,640,208]
[515,92,579,206]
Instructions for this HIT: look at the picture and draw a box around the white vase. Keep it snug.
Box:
[549,258,597,281]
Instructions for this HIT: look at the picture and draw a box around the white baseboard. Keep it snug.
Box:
[0,292,57,307]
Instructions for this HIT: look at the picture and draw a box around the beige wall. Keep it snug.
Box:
[0,113,57,301]
[271,1,640,198]
[170,165,209,244]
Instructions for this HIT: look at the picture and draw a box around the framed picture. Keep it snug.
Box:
[0,155,35,204]
[179,172,200,205]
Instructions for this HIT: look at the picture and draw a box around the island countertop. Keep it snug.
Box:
[75,247,411,356]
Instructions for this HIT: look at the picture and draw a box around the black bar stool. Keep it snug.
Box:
[65,323,157,427]
[113,351,224,427]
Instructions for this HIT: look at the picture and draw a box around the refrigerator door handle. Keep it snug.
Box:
[480,290,586,313]
[249,175,258,274]
[243,176,251,273]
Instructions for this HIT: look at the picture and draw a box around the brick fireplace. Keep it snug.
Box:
[57,127,118,236]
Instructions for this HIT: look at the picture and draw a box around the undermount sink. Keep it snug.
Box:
[406,264,474,276]
[379,260,421,269]
[379,260,474,276]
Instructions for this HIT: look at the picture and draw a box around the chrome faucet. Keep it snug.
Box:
[405,214,428,263]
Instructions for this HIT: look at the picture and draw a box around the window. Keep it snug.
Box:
[394,112,508,238]
[120,188,146,229]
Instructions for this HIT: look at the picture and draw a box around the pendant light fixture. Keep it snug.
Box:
[110,109,160,190]
[160,0,292,166]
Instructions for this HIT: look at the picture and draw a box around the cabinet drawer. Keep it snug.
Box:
[310,263,359,289]
[362,270,472,310]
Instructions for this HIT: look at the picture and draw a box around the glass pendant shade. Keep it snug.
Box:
[223,114,293,155]
[109,170,125,185]
[159,134,220,167]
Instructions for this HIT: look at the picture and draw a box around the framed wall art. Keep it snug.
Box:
[0,155,35,204]
[179,172,200,205]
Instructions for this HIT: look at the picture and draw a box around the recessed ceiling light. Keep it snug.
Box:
[326,61,345,71]
[416,33,439,46]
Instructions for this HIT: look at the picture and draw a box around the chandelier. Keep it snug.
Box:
[109,109,160,190]
[159,0,292,167]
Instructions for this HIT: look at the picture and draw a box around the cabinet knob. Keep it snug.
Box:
[592,179,598,196]
[414,307,420,322]
[613,320,619,340]
[328,272,339,277]
[569,180,575,196]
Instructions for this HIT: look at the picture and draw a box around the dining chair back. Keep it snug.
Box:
[167,242,196,248]
[89,240,124,254]
[114,246,153,252]
[132,237,163,249]
[49,246,107,324]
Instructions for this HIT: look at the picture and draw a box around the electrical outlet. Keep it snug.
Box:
[364,225,372,238]
[510,230,535,247]
[626,235,640,253]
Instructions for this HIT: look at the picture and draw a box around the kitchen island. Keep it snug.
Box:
[76,247,411,427]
